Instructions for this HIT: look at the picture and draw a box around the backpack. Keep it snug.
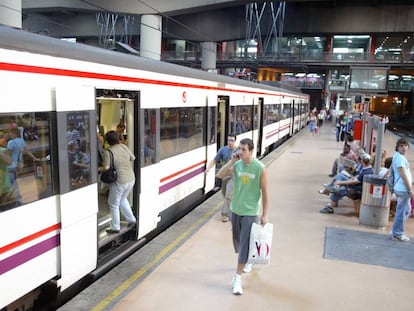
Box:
[386,164,400,193]
[386,166,395,192]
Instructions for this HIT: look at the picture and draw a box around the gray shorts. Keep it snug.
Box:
[230,213,259,264]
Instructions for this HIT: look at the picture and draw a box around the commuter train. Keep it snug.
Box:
[0,25,309,310]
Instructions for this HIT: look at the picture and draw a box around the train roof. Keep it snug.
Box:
[0,25,306,97]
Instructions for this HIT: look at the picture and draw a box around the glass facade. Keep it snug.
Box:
[162,34,414,91]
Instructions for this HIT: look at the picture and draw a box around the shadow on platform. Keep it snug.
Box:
[323,227,414,272]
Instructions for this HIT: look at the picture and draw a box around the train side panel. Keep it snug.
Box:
[0,70,59,308]
[0,199,60,309]
[139,148,207,237]
[56,86,98,291]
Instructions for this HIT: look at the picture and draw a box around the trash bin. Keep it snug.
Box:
[34,158,52,199]
[359,174,391,228]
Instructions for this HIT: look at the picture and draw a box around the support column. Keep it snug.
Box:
[0,0,21,29]
[140,15,162,60]
[201,42,217,73]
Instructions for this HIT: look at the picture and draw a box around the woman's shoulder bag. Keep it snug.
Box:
[100,150,117,183]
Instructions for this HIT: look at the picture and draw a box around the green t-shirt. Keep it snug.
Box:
[230,158,264,216]
[0,147,11,195]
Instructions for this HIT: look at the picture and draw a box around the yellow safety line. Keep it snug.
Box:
[92,200,221,311]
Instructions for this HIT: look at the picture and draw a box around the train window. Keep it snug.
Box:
[282,103,292,119]
[66,112,92,190]
[0,112,56,212]
[143,109,156,166]
[264,104,280,125]
[160,107,206,159]
[229,105,253,135]
[294,104,299,117]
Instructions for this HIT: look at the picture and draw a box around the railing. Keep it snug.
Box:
[161,51,414,91]
[161,50,414,65]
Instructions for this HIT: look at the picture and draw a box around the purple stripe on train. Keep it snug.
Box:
[265,124,291,139]
[0,235,60,275]
[159,166,205,194]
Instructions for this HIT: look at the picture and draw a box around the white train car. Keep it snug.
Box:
[0,25,309,310]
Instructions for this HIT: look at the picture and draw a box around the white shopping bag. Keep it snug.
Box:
[247,222,273,265]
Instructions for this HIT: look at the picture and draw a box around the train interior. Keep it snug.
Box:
[95,89,139,251]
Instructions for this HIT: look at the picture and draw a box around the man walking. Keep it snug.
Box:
[217,138,269,295]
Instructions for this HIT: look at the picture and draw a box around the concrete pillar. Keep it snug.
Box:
[201,42,217,72]
[140,15,162,60]
[0,0,21,29]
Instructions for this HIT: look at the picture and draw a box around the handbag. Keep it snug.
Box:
[100,150,117,183]
[247,222,273,265]
[346,187,362,200]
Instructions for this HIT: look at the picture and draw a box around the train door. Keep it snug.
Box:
[217,96,230,150]
[96,89,139,248]
[255,98,264,157]
[291,99,296,134]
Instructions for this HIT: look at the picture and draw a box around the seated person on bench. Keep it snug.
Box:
[320,153,374,214]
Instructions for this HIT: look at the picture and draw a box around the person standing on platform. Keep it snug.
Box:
[103,130,137,234]
[216,138,269,295]
[205,133,237,222]
[335,115,344,142]
[391,138,413,242]
[318,110,325,128]
[309,113,317,135]
[382,114,389,133]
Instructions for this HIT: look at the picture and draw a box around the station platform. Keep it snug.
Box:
[58,122,414,311]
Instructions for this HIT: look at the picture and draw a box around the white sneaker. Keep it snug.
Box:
[243,263,253,273]
[392,234,410,242]
[231,275,243,295]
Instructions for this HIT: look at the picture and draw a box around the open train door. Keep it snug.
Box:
[291,99,296,135]
[95,89,140,245]
[206,95,230,188]
[217,96,230,150]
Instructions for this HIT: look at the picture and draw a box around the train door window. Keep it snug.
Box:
[217,97,228,148]
[253,104,259,129]
[264,105,270,125]
[208,106,216,144]
[160,107,206,160]
[0,112,56,212]
[142,109,157,166]
[230,105,253,134]
[66,112,92,191]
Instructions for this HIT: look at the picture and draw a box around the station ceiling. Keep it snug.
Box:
[22,0,272,16]
[20,0,414,72]
[23,0,413,17]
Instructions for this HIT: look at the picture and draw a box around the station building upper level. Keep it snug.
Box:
[19,2,414,86]
[8,1,414,115]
